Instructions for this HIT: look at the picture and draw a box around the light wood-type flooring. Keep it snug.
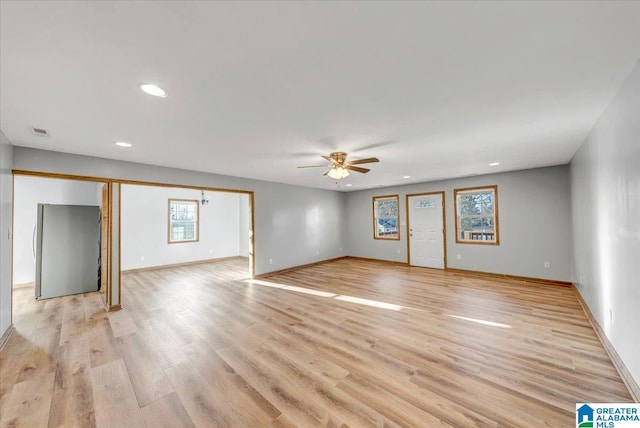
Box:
[0,257,633,427]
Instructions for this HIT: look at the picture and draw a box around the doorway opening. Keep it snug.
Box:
[11,172,255,323]
[12,175,109,312]
[120,183,253,283]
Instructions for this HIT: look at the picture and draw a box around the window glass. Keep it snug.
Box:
[454,186,499,244]
[169,199,199,243]
[373,195,400,240]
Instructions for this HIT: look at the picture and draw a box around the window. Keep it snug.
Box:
[168,199,199,243]
[454,185,499,244]
[373,195,400,240]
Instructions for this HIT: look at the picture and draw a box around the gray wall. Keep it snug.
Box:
[12,147,346,276]
[570,61,640,386]
[0,132,13,342]
[345,165,573,282]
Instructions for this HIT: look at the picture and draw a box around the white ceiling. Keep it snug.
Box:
[1,1,640,191]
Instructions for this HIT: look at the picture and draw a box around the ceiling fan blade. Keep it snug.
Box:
[297,164,329,168]
[349,157,379,165]
[346,165,370,174]
[322,155,339,164]
[352,140,396,152]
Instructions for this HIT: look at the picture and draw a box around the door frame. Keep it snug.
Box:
[100,183,110,307]
[406,191,447,269]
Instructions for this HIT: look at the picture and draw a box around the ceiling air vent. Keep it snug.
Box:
[29,126,51,138]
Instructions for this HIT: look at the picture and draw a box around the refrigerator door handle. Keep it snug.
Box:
[32,224,37,260]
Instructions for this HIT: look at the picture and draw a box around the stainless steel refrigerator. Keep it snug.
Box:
[35,204,101,300]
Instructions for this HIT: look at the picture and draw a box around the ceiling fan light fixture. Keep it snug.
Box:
[298,151,377,179]
[327,166,350,179]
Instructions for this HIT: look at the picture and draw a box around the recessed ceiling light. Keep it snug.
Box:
[489,162,500,166]
[139,83,167,98]
[115,141,132,148]
[345,184,353,187]
[403,175,411,179]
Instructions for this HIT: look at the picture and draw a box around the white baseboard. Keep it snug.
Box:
[0,324,15,351]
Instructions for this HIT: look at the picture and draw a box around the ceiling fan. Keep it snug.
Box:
[297,152,379,179]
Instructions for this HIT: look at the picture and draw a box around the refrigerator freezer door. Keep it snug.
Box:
[37,204,100,300]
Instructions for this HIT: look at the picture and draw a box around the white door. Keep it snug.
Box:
[408,193,445,269]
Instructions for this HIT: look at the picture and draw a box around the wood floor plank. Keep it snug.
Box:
[183,340,281,423]
[336,373,452,427]
[107,309,138,338]
[164,359,271,427]
[140,392,196,428]
[90,359,145,428]
[216,344,348,427]
[245,322,351,386]
[136,318,188,369]
[220,328,399,427]
[0,332,30,411]
[83,292,108,323]
[410,363,574,426]
[59,295,87,346]
[147,308,199,347]
[36,298,65,329]
[1,257,633,427]
[15,325,61,384]
[115,332,173,407]
[87,317,121,369]
[1,372,55,428]
[266,413,299,428]
[47,336,96,428]
[172,309,233,350]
